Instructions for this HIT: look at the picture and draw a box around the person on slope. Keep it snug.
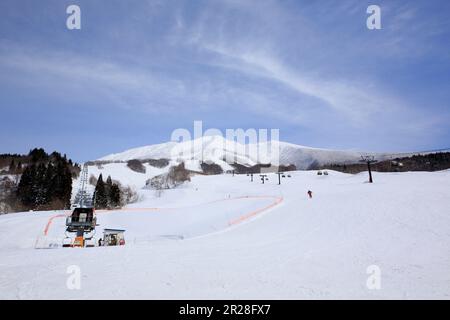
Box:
[307,190,313,199]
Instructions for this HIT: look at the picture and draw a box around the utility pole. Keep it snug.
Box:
[360,155,378,183]
[260,174,268,184]
[276,172,284,185]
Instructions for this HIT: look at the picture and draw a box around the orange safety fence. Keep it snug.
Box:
[43,213,68,236]
[228,196,283,226]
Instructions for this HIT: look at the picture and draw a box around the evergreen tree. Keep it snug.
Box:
[29,148,47,163]
[16,154,73,210]
[9,159,16,173]
[44,163,55,207]
[109,183,121,208]
[53,160,72,209]
[17,164,36,207]
[94,174,107,209]
[105,175,113,208]
[106,175,113,188]
[34,163,47,207]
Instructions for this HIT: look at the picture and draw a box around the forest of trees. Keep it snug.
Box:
[147,162,191,190]
[93,174,121,209]
[0,148,139,214]
[14,149,80,211]
[319,152,450,173]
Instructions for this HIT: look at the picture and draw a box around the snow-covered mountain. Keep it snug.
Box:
[98,135,402,170]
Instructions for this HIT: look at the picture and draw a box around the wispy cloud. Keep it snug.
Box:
[169,0,420,128]
[0,43,187,112]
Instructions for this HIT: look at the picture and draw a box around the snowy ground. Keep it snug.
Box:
[0,170,450,299]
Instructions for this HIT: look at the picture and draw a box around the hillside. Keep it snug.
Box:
[320,152,450,173]
[0,149,80,214]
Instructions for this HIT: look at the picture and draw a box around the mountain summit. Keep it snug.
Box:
[98,135,397,170]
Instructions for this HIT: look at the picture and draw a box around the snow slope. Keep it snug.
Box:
[87,162,173,191]
[1,170,450,299]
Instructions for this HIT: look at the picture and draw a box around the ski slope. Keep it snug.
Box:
[1,170,450,299]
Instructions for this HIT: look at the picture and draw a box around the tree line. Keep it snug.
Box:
[15,149,79,211]
[93,174,121,209]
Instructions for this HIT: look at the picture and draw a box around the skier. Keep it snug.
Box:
[307,190,313,199]
[98,238,103,246]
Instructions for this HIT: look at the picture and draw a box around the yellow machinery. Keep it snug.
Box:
[72,236,85,248]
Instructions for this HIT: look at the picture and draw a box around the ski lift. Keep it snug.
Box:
[64,164,97,248]
[64,208,97,248]
[66,207,97,233]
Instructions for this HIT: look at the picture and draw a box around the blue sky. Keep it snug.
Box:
[0,0,449,162]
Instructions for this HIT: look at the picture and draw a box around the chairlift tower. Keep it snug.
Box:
[260,174,268,184]
[360,155,378,183]
[65,164,96,247]
[276,172,285,185]
[72,164,93,208]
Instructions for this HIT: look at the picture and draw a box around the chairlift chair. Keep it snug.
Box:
[65,207,97,233]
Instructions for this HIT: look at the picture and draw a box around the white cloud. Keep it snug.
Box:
[183,28,405,128]
[0,44,189,113]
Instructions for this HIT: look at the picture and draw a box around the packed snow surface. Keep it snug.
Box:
[1,170,450,299]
